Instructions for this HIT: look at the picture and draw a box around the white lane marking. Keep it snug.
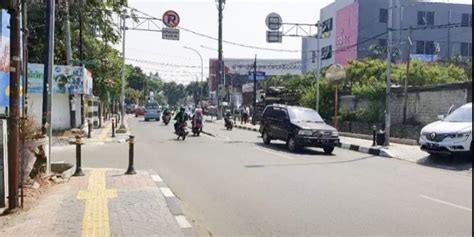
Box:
[151,175,163,182]
[175,215,192,228]
[160,187,175,198]
[419,195,472,212]
[254,147,294,160]
[218,135,230,141]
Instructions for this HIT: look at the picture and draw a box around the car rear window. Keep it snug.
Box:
[146,103,159,109]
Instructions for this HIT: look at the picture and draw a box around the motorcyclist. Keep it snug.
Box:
[191,108,203,130]
[174,107,189,133]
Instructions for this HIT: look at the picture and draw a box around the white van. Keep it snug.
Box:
[419,103,472,156]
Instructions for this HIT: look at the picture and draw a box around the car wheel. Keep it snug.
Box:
[287,136,299,152]
[262,131,271,145]
[323,146,335,154]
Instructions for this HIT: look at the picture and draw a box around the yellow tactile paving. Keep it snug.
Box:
[98,122,112,142]
[77,169,117,237]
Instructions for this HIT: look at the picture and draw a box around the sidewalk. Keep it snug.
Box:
[52,115,132,150]
[208,117,430,162]
[0,168,195,236]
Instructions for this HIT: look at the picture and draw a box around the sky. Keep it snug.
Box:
[125,0,472,84]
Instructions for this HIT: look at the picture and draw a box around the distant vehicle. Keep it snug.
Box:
[419,103,472,157]
[259,104,340,154]
[135,106,145,117]
[144,101,161,121]
[126,104,135,114]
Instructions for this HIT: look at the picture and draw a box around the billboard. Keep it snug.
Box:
[0,10,10,107]
[335,2,359,66]
[209,58,301,92]
[27,64,93,95]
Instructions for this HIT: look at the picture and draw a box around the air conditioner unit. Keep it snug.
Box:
[1,0,18,10]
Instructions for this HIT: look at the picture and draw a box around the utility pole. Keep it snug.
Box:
[447,10,452,59]
[315,21,321,112]
[79,0,85,126]
[42,0,54,137]
[120,11,127,129]
[216,0,225,120]
[21,0,28,117]
[65,0,75,129]
[402,26,413,124]
[252,55,257,125]
[7,1,21,210]
[384,0,393,146]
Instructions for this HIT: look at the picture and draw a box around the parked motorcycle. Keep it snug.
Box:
[176,122,189,140]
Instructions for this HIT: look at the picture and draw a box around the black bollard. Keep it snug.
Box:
[88,121,92,138]
[125,135,136,175]
[73,136,85,176]
[372,125,377,146]
[112,119,116,138]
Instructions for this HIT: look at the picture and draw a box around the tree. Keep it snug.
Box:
[163,82,186,106]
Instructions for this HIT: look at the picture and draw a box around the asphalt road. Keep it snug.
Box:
[53,117,473,236]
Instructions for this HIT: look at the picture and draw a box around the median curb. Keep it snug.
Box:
[232,124,394,158]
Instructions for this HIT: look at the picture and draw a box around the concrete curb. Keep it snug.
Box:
[149,170,197,237]
[231,124,394,158]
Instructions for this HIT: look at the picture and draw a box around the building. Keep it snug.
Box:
[302,0,472,73]
[208,58,301,106]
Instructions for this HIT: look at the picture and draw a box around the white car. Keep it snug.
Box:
[419,103,472,156]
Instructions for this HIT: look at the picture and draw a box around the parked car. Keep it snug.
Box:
[259,104,340,154]
[144,102,161,121]
[135,106,145,117]
[419,103,472,156]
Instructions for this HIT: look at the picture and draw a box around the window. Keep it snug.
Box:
[321,18,333,33]
[416,41,436,55]
[273,108,287,121]
[460,43,472,57]
[311,51,316,63]
[378,39,387,47]
[263,107,274,118]
[461,14,472,27]
[321,45,332,60]
[425,41,435,55]
[416,41,425,54]
[417,11,434,25]
[379,9,388,23]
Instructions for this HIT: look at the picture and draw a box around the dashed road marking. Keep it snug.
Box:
[419,195,472,212]
[254,147,294,160]
[175,215,192,228]
[160,187,176,197]
[151,174,163,182]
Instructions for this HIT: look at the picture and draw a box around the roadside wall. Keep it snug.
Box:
[339,81,472,140]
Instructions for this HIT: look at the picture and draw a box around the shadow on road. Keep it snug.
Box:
[254,142,335,156]
[245,155,374,168]
[416,155,472,171]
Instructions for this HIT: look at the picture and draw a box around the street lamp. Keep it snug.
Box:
[183,46,204,104]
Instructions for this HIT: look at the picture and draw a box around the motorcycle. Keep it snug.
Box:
[191,117,203,136]
[224,116,233,130]
[176,122,189,140]
[162,114,171,125]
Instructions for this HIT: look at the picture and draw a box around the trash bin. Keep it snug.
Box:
[376,130,385,145]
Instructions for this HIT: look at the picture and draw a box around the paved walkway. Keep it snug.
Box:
[0,168,193,237]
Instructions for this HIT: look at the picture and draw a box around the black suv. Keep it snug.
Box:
[259,104,340,154]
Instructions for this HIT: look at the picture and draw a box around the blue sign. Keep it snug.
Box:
[248,71,266,81]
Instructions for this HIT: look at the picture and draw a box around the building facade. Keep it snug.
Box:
[302,0,472,74]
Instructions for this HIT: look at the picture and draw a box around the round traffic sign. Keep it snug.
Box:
[162,10,180,28]
[266,12,282,31]
[325,64,346,86]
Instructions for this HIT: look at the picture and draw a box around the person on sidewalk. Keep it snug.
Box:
[242,106,250,124]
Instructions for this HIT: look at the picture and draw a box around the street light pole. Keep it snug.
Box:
[120,11,127,129]
[183,46,204,103]
[315,21,321,112]
[384,0,393,146]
